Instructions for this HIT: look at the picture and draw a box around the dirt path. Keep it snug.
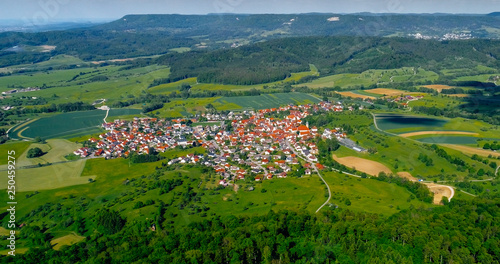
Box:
[398,131,479,137]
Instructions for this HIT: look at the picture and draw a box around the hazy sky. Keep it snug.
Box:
[1,0,499,24]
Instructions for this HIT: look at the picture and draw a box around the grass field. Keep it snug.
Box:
[157,93,321,117]
[322,172,433,215]
[0,141,30,165]
[157,97,227,117]
[7,139,82,167]
[149,64,319,94]
[51,233,86,250]
[414,136,482,145]
[337,91,376,99]
[215,92,321,110]
[440,144,500,158]
[0,65,171,105]
[302,67,438,89]
[8,108,142,140]
[375,113,449,132]
[0,159,91,192]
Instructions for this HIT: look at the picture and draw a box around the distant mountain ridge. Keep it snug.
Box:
[0,13,499,66]
[95,13,500,39]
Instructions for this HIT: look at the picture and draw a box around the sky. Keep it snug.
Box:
[1,0,499,25]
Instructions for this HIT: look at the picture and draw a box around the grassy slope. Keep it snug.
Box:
[302,67,439,89]
[0,65,171,105]
[0,148,433,253]
[0,141,31,165]
[323,172,434,215]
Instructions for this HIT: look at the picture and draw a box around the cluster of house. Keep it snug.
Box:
[392,95,424,108]
[76,101,351,182]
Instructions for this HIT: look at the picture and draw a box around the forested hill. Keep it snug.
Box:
[157,36,500,85]
[0,13,499,66]
[97,13,500,40]
[4,199,500,263]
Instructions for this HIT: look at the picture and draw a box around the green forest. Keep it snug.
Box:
[156,36,500,85]
[2,199,499,263]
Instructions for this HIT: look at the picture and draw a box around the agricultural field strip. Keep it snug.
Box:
[398,131,479,137]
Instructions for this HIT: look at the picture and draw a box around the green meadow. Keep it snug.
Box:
[301,67,439,89]
[0,159,90,192]
[0,65,171,105]
[322,172,434,215]
[0,141,31,165]
[215,92,321,110]
[9,108,142,140]
[374,113,449,132]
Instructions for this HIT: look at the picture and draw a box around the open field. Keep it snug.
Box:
[399,131,479,137]
[375,114,449,132]
[199,177,327,217]
[158,97,226,117]
[332,154,392,176]
[421,84,455,92]
[150,65,319,94]
[336,91,376,99]
[302,67,438,89]
[6,139,81,168]
[380,116,500,138]
[0,159,91,192]
[425,183,454,204]
[445,94,471,98]
[51,233,86,250]
[366,88,406,96]
[0,248,28,256]
[395,171,453,204]
[0,65,171,105]
[397,172,418,182]
[215,92,321,110]
[8,108,142,140]
[322,172,433,215]
[440,144,500,158]
[0,141,31,165]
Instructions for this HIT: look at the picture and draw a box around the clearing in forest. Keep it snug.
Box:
[425,183,454,205]
[51,233,86,250]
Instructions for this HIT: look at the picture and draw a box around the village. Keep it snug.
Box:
[75,101,359,184]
